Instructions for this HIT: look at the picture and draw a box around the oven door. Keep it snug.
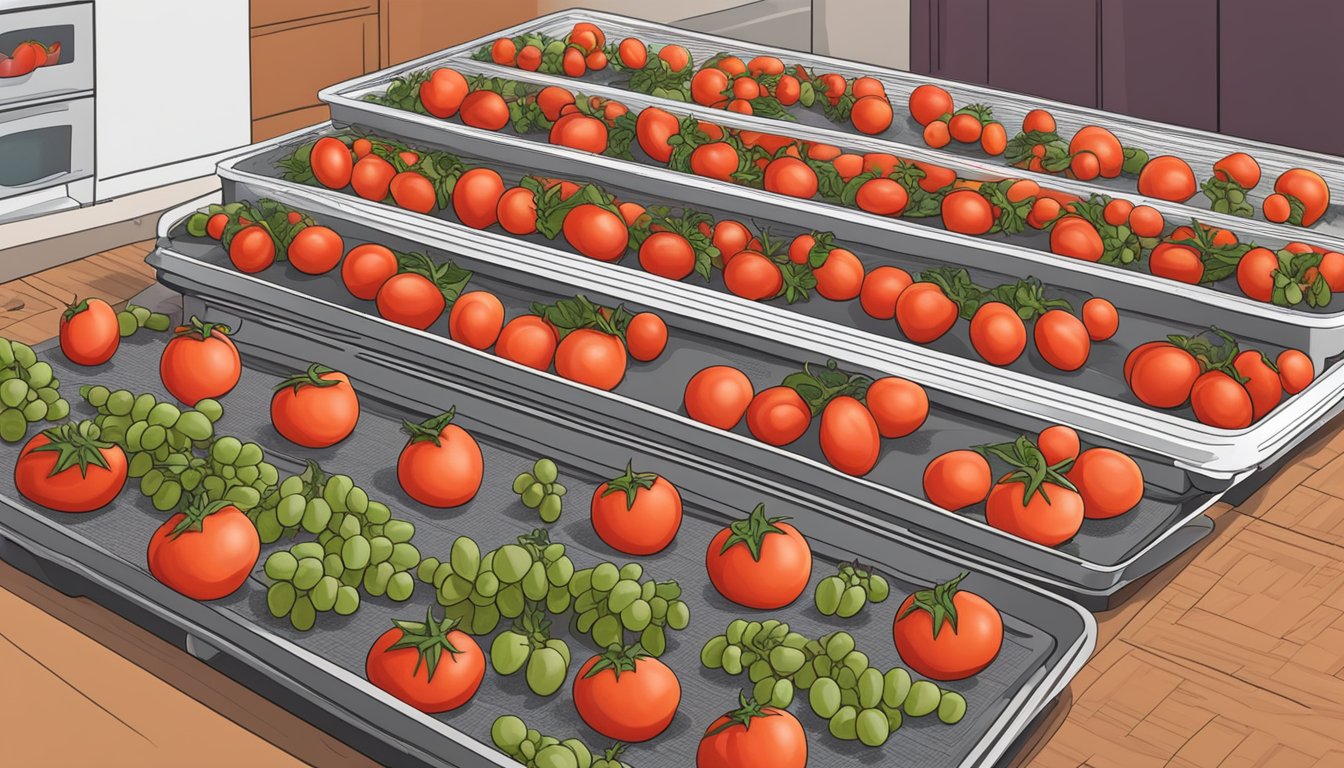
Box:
[0,2,93,108]
[0,95,93,202]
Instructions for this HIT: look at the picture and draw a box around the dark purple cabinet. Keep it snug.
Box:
[910,0,989,86]
[1101,0,1218,131]
[1220,0,1344,155]
[988,0,1099,108]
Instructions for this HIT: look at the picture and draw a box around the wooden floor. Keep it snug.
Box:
[4,242,1344,767]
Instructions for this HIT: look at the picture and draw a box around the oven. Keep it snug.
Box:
[0,0,93,223]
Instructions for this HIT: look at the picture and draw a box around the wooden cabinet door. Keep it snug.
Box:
[1100,0,1217,131]
[909,0,989,85]
[381,0,537,67]
[1220,0,1344,155]
[988,0,1098,108]
[250,13,379,141]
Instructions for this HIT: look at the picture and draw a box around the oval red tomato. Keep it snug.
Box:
[270,364,360,448]
[147,501,259,600]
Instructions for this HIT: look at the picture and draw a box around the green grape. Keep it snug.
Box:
[236,442,264,466]
[12,342,36,368]
[0,379,28,408]
[257,462,279,487]
[323,474,354,508]
[368,536,393,565]
[147,402,180,428]
[386,571,414,602]
[342,536,371,570]
[0,339,12,366]
[591,563,619,591]
[344,485,369,515]
[546,585,570,614]
[333,585,360,615]
[255,507,283,543]
[152,480,182,511]
[450,537,482,581]
[903,681,940,718]
[279,475,304,496]
[106,389,134,416]
[174,410,213,441]
[211,436,242,464]
[512,472,534,494]
[416,557,440,583]
[384,519,414,543]
[390,542,420,571]
[302,498,332,533]
[293,558,324,590]
[493,544,533,584]
[20,399,46,422]
[145,313,172,332]
[290,542,325,560]
[337,513,360,540]
[521,482,545,508]
[264,551,299,581]
[290,596,316,631]
[131,393,157,421]
[194,398,223,423]
[309,576,339,611]
[276,494,306,527]
[25,362,52,389]
[364,501,391,524]
[533,458,558,484]
[266,582,297,617]
[128,452,153,478]
[539,494,562,523]
[46,398,69,421]
[364,562,395,597]
[0,408,27,442]
[322,553,345,578]
[117,310,139,335]
[35,386,59,404]
[938,691,966,725]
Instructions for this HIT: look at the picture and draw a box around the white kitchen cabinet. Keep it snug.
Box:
[94,0,250,200]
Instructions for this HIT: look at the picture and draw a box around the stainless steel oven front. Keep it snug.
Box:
[0,1,92,108]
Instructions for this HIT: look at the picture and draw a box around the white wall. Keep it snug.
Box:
[815,0,910,70]
[94,0,251,199]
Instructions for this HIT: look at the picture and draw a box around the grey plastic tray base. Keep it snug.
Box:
[0,330,1092,768]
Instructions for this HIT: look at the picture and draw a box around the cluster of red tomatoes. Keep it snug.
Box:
[484,20,894,135]
[924,425,1143,547]
[683,363,928,477]
[0,39,59,78]
[1125,330,1314,429]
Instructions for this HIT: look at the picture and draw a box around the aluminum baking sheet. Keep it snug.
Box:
[433,8,1344,240]
[319,17,1344,347]
[154,193,1233,600]
[0,329,1094,768]
[215,126,1344,481]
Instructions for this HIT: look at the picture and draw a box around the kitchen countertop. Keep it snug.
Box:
[3,243,1344,767]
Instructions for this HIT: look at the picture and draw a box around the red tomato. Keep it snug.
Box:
[59,297,119,366]
[1081,298,1119,341]
[1033,310,1090,371]
[625,312,668,362]
[496,187,538,235]
[712,220,753,261]
[390,172,436,214]
[1137,155,1197,202]
[865,377,928,438]
[342,243,399,300]
[366,608,485,713]
[310,137,354,189]
[458,90,510,130]
[15,423,127,513]
[859,266,913,320]
[723,252,783,301]
[895,282,957,343]
[1148,243,1205,284]
[639,231,696,280]
[563,204,629,262]
[618,38,647,69]
[452,168,504,229]
[147,502,258,600]
[573,647,681,742]
[985,478,1083,547]
[377,273,445,330]
[635,107,680,163]
[1190,370,1253,429]
[1037,425,1080,466]
[160,318,241,405]
[908,84,953,126]
[228,225,276,273]
[684,366,754,430]
[287,226,344,275]
[697,700,806,768]
[495,315,557,371]
[549,112,609,154]
[940,190,994,235]
[763,157,818,199]
[706,503,812,609]
[923,450,992,511]
[270,364,360,448]
[820,396,881,476]
[745,386,811,446]
[1233,350,1283,421]
[813,248,865,301]
[1277,349,1314,395]
[418,67,469,118]
[447,291,504,350]
[351,155,396,201]
[591,464,682,555]
[893,573,1003,680]
[970,302,1027,366]
[1066,448,1144,519]
[397,410,483,508]
[1126,343,1200,408]
[555,329,627,390]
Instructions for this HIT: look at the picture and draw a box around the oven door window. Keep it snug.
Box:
[0,126,71,188]
[0,25,75,77]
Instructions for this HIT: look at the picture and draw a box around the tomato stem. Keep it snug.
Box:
[600,462,658,510]
[720,503,790,562]
[898,571,969,639]
[175,315,232,342]
[582,642,649,681]
[167,491,235,539]
[273,363,340,394]
[704,693,781,737]
[401,407,457,446]
[32,420,113,479]
[975,434,1077,506]
[386,605,467,682]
